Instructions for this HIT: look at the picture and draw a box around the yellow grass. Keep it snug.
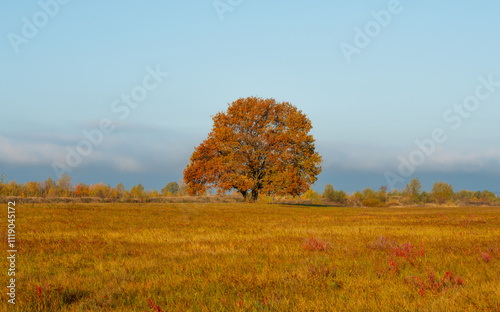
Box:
[3,203,500,311]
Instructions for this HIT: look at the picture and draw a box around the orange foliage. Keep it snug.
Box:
[75,184,89,197]
[183,97,322,201]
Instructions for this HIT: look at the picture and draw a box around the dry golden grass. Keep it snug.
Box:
[3,203,500,311]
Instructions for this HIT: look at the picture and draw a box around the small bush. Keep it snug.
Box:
[362,198,383,207]
[386,199,400,206]
[302,188,321,200]
[333,190,348,204]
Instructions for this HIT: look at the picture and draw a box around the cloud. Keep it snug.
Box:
[0,135,67,165]
[100,154,145,173]
[2,127,499,185]
[424,146,500,173]
[317,140,500,174]
[0,121,196,176]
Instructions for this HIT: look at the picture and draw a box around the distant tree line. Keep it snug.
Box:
[311,178,499,207]
[0,173,498,206]
[0,173,187,202]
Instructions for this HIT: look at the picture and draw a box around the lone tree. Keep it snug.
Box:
[431,181,453,204]
[404,177,422,203]
[161,182,179,195]
[183,97,322,202]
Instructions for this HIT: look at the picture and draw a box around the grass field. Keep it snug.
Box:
[3,203,500,311]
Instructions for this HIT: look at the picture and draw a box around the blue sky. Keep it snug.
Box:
[1,0,499,194]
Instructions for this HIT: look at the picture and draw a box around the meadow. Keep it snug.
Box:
[3,203,500,311]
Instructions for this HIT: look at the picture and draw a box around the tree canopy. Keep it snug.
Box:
[161,182,179,195]
[405,177,422,203]
[431,181,454,204]
[183,97,322,201]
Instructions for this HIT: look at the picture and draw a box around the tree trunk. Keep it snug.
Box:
[250,189,259,202]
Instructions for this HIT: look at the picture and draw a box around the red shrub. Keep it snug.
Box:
[405,270,465,296]
[303,235,330,251]
[391,242,424,266]
[478,247,493,263]
[148,298,163,312]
